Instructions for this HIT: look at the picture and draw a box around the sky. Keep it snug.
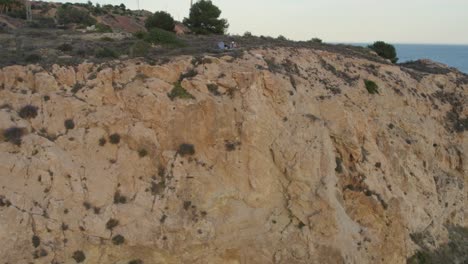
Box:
[46,0,468,44]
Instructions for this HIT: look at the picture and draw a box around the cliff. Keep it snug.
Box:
[0,48,466,263]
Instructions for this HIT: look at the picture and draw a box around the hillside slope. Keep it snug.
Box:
[0,48,466,263]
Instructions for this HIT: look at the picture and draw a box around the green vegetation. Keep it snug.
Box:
[106,218,119,230]
[138,148,148,157]
[109,133,121,144]
[95,47,118,58]
[112,234,125,245]
[72,250,86,263]
[25,54,42,63]
[57,5,96,26]
[130,41,151,57]
[95,23,112,33]
[167,82,195,100]
[207,84,221,96]
[144,28,185,47]
[183,0,228,34]
[310,38,323,43]
[364,79,379,94]
[64,119,75,130]
[19,105,38,119]
[368,41,398,63]
[3,127,25,146]
[408,226,468,264]
[178,143,195,156]
[57,43,73,52]
[145,11,175,31]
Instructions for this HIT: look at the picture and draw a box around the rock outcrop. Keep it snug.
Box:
[0,48,466,264]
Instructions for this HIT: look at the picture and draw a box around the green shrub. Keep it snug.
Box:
[277,35,287,41]
[207,84,220,96]
[3,127,26,146]
[178,143,195,156]
[57,43,73,52]
[106,218,119,230]
[19,105,38,119]
[167,82,195,100]
[95,23,112,33]
[72,250,86,263]
[112,234,125,245]
[25,54,42,63]
[133,31,146,39]
[368,41,398,63]
[364,80,379,94]
[145,11,175,31]
[183,0,228,34]
[95,47,118,58]
[138,148,148,157]
[57,6,96,26]
[130,40,151,57]
[310,38,322,43]
[144,28,185,47]
[64,119,75,130]
[109,133,121,144]
[100,36,114,42]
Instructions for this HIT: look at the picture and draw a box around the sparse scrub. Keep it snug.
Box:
[95,47,119,58]
[25,54,42,63]
[167,82,195,100]
[364,80,379,94]
[19,105,38,119]
[57,6,96,26]
[57,43,73,52]
[133,31,146,39]
[207,84,221,96]
[130,41,151,57]
[178,143,195,156]
[113,191,127,204]
[95,23,112,33]
[100,36,114,42]
[179,69,198,81]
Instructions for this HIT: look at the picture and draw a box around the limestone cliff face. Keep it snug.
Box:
[0,48,466,264]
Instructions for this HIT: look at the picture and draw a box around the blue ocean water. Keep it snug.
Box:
[395,44,468,74]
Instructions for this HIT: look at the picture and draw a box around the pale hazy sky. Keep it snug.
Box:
[49,0,468,44]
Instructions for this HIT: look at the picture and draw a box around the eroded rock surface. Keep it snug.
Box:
[0,48,466,264]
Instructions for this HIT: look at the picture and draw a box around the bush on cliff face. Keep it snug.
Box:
[364,80,379,94]
[3,127,26,146]
[167,82,195,100]
[19,105,39,119]
[368,41,398,63]
[145,11,175,31]
[183,0,228,35]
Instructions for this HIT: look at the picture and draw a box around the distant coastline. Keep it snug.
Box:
[346,43,468,74]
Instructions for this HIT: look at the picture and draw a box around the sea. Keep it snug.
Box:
[351,43,468,74]
[395,44,468,74]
